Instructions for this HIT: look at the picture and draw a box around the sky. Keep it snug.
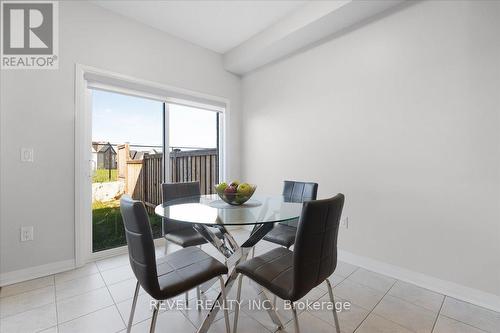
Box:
[92,90,217,149]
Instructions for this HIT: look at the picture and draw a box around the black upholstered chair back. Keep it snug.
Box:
[161,182,201,234]
[120,196,160,297]
[291,194,344,300]
[162,181,201,203]
[282,180,318,203]
[280,181,318,227]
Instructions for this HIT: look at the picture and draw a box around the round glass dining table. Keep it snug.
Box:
[154,194,303,332]
[154,194,302,226]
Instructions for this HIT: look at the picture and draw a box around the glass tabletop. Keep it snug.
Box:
[154,194,303,226]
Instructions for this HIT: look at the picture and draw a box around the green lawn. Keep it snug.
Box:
[92,199,162,252]
[93,169,118,183]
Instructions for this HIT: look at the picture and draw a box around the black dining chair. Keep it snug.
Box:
[162,181,225,304]
[162,181,224,249]
[259,181,318,253]
[120,195,230,333]
[234,194,344,333]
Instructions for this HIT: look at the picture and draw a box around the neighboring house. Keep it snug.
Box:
[129,148,162,160]
[92,142,117,169]
[91,146,98,170]
[129,150,145,160]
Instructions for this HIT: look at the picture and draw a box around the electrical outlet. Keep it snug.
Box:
[20,226,34,242]
[341,216,349,229]
[20,148,34,162]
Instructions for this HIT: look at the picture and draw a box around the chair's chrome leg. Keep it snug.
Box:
[149,300,160,333]
[185,291,189,306]
[218,276,231,333]
[291,302,300,333]
[256,287,283,329]
[326,279,341,333]
[251,246,255,258]
[273,294,277,309]
[196,286,201,310]
[233,274,243,333]
[126,281,140,333]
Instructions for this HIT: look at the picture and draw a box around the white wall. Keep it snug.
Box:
[242,0,500,300]
[0,1,241,277]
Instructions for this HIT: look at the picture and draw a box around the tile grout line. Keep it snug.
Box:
[131,306,197,332]
[53,266,126,327]
[430,296,446,333]
[0,279,54,300]
[54,263,99,285]
[389,294,446,314]
[0,292,56,321]
[381,280,447,315]
[438,296,499,332]
[53,275,60,332]
[345,275,397,294]
[352,279,398,333]
[359,290,445,333]
[341,265,360,279]
[0,284,55,303]
[386,292,443,315]
[340,272,478,332]
[343,268,500,332]
[96,253,136,274]
[333,269,385,296]
[245,272,350,331]
[53,274,109,303]
[367,291,432,333]
[62,248,164,330]
[29,276,58,333]
[212,303,273,332]
[180,293,217,329]
[56,304,118,327]
[438,312,491,333]
[97,264,128,329]
[296,266,360,329]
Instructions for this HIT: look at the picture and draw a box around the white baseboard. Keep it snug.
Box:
[0,259,75,287]
[338,249,500,313]
[0,236,214,287]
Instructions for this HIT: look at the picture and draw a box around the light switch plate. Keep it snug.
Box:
[20,148,34,162]
[21,226,34,242]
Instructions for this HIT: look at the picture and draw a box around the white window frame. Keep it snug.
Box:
[74,64,229,266]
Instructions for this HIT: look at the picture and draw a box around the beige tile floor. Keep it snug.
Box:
[1,229,499,333]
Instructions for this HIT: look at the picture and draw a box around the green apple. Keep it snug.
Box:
[235,194,247,204]
[237,183,253,196]
[215,182,228,192]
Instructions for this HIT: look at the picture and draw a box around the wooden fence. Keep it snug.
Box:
[118,145,218,210]
[169,149,219,195]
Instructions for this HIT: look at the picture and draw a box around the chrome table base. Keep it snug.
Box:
[193,223,284,333]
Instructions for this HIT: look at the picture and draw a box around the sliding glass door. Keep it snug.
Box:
[91,90,164,252]
[167,103,219,194]
[90,90,221,253]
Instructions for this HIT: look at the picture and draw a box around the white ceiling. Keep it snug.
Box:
[92,0,307,54]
